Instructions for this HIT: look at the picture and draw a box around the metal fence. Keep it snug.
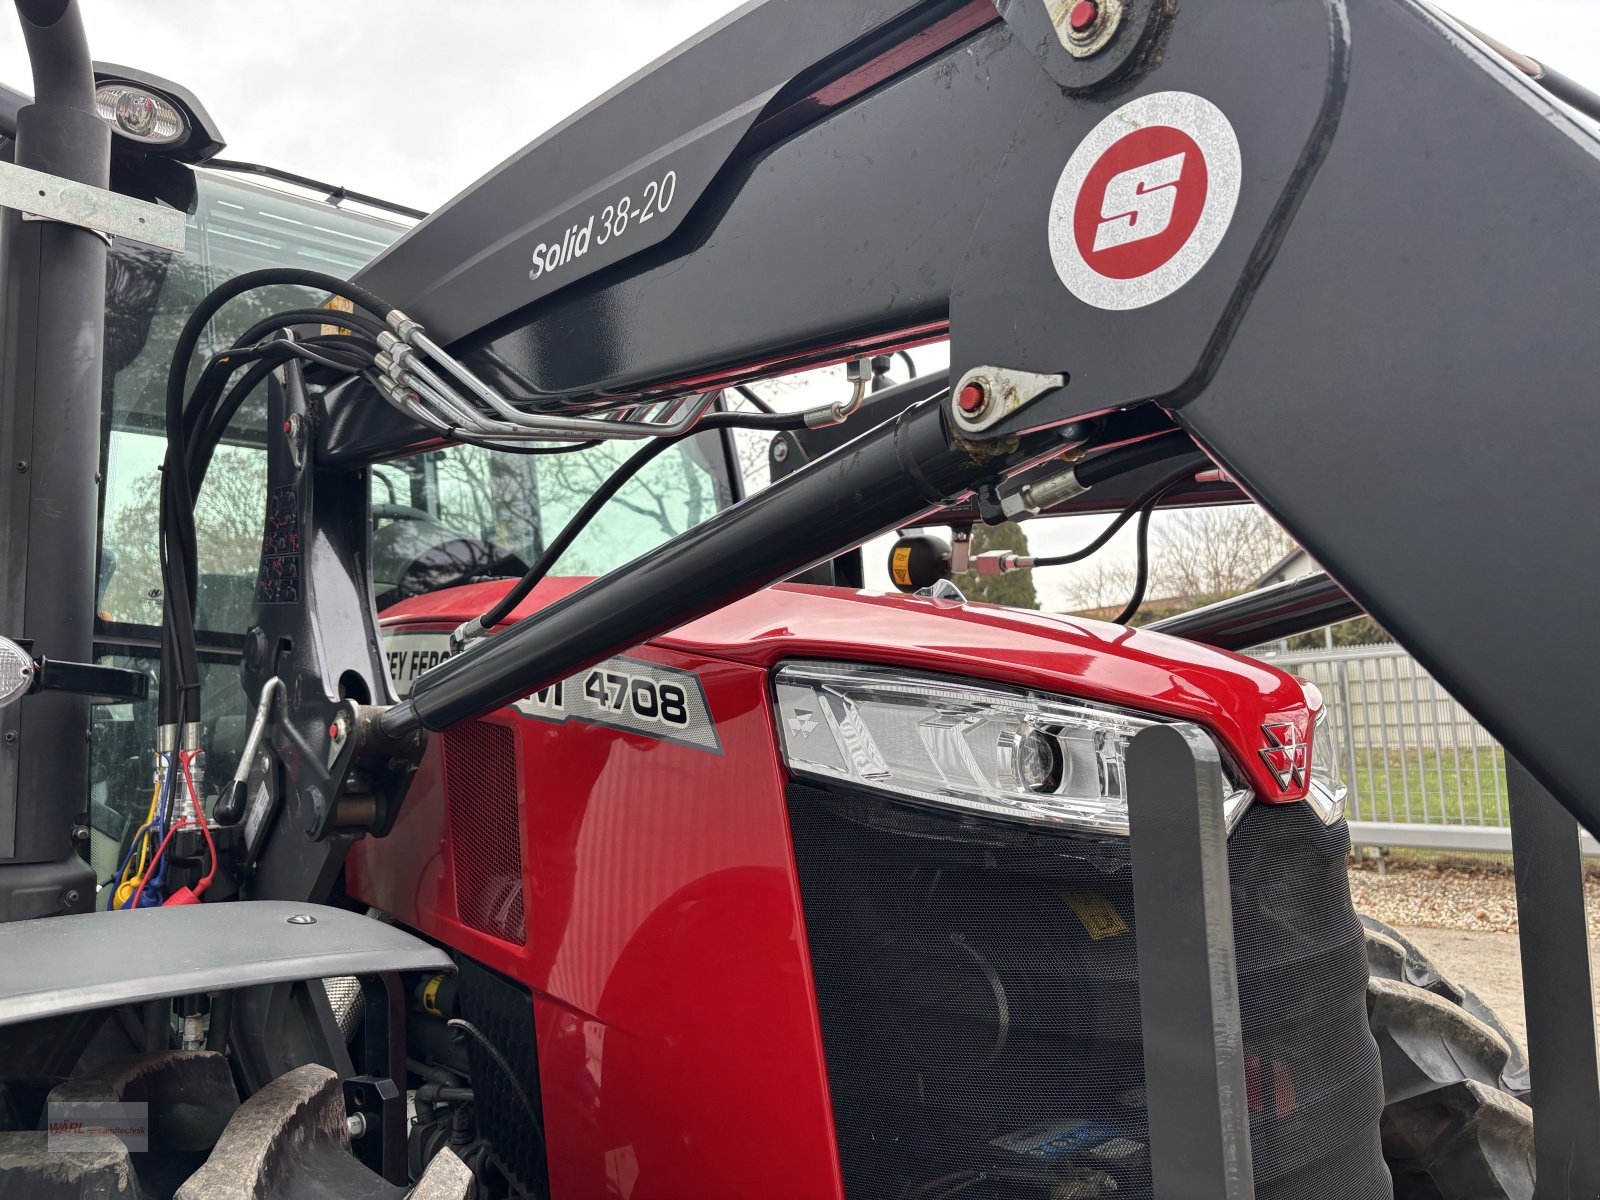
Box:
[1245,642,1595,854]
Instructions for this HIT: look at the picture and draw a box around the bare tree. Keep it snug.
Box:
[1151,506,1291,605]
[101,445,268,627]
[1063,504,1292,620]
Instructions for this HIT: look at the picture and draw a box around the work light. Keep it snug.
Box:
[94,82,186,146]
[0,637,33,709]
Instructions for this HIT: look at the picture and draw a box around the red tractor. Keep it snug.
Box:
[0,1,1594,1198]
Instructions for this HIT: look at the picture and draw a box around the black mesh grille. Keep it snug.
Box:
[786,784,1390,1199]
[455,955,549,1198]
[443,721,526,945]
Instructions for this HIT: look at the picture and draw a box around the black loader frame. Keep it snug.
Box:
[4,0,1600,1195]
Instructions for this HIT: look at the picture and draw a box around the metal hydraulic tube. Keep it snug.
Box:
[382,397,1059,736]
[0,0,109,918]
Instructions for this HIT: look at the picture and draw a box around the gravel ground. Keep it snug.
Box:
[1348,857,1600,935]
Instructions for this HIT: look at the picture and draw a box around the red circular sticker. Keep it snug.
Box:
[1049,92,1242,311]
[1071,125,1208,280]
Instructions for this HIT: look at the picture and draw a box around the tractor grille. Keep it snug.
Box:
[786,783,1390,1200]
[443,720,526,945]
[454,955,549,1198]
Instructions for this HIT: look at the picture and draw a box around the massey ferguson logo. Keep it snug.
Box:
[1259,720,1309,791]
[1048,92,1241,310]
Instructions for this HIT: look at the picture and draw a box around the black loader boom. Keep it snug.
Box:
[310,0,1600,833]
[3,1,1600,1197]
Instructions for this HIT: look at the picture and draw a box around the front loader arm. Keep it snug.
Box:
[305,0,1600,842]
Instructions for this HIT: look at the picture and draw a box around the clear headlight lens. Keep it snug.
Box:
[774,661,1253,836]
[94,83,188,146]
[1305,706,1348,825]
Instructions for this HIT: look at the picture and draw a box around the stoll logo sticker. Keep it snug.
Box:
[1048,91,1242,311]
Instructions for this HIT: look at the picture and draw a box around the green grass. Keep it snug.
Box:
[1341,744,1508,825]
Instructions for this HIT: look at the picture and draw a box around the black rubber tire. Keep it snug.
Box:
[1362,916,1535,1200]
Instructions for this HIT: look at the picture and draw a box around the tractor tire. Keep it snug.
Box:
[1362,916,1535,1200]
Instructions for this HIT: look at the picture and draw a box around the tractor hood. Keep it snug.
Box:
[379,579,1318,804]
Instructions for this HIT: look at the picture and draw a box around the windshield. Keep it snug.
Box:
[372,436,735,610]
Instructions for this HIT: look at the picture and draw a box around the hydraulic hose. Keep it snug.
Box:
[463,408,814,639]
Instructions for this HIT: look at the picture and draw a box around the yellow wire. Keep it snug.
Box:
[112,774,165,908]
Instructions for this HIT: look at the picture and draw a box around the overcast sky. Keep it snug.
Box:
[1,1,1594,609]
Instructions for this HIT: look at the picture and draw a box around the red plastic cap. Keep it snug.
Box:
[1069,0,1098,31]
[163,886,201,906]
[957,382,987,413]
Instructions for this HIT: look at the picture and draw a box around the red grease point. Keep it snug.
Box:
[328,722,342,739]
[1069,1,1098,31]
[281,420,292,435]
[957,383,986,413]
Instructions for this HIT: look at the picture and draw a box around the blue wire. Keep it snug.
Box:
[141,751,178,902]
[105,821,157,910]
[110,752,177,910]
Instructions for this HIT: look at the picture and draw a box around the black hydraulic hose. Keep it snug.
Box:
[1029,453,1209,568]
[1073,429,1196,490]
[226,306,388,347]
[476,439,681,632]
[166,267,396,462]
[160,269,393,722]
[735,385,776,414]
[447,1019,542,1138]
[472,408,812,633]
[1109,474,1193,626]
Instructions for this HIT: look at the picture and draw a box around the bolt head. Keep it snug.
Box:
[1069,0,1098,31]
[287,913,317,925]
[957,382,988,416]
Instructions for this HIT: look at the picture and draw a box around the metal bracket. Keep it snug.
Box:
[1126,722,1255,1200]
[347,972,409,1185]
[0,159,185,251]
[1507,756,1600,1197]
[950,366,1066,437]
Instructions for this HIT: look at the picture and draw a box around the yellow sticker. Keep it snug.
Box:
[1057,889,1129,940]
[320,293,355,337]
[891,545,913,586]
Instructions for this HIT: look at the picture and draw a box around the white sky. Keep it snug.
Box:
[2,1,1594,609]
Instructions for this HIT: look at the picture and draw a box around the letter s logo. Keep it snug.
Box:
[1092,151,1186,253]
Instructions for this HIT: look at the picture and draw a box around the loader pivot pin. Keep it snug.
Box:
[957,382,988,415]
[1069,1,1098,32]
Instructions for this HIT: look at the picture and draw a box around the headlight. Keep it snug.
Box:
[1305,706,1348,825]
[773,660,1253,837]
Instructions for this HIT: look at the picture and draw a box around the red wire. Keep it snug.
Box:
[129,753,216,909]
[179,752,217,895]
[130,819,191,909]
